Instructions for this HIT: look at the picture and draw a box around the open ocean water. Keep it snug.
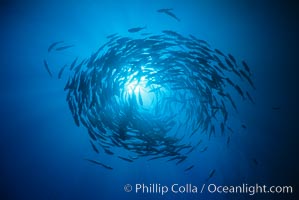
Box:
[0,0,298,199]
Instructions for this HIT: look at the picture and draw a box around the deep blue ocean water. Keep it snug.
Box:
[0,0,298,199]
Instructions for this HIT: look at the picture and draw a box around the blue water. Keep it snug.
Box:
[1,0,298,199]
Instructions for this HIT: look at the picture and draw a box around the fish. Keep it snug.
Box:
[43,59,53,77]
[55,44,74,51]
[241,124,247,129]
[242,60,251,75]
[190,125,201,137]
[189,34,209,45]
[73,59,85,73]
[239,70,256,89]
[215,49,225,56]
[246,91,255,104]
[184,165,194,172]
[70,57,79,70]
[87,129,97,141]
[157,8,173,12]
[55,31,255,163]
[128,26,146,33]
[90,140,99,153]
[227,126,234,133]
[209,125,215,139]
[106,33,118,39]
[220,122,225,135]
[84,158,113,170]
[218,62,228,70]
[58,64,67,79]
[225,78,234,87]
[228,54,236,64]
[226,93,238,111]
[252,158,258,165]
[226,136,231,146]
[118,156,134,162]
[195,139,203,147]
[234,84,245,99]
[220,100,228,123]
[232,68,242,80]
[48,41,64,52]
[167,156,183,162]
[185,146,196,154]
[157,8,180,22]
[148,154,170,161]
[104,148,114,155]
[200,146,208,152]
[225,58,234,69]
[176,156,187,165]
[206,169,216,181]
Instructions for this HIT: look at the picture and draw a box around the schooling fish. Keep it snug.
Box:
[48,41,64,52]
[176,156,187,165]
[128,26,146,33]
[104,148,114,155]
[87,129,97,141]
[220,122,225,135]
[70,57,79,70]
[209,125,215,139]
[118,156,134,163]
[55,44,74,51]
[43,59,52,77]
[234,84,245,99]
[226,93,238,111]
[106,33,118,39]
[227,126,234,133]
[167,156,183,162]
[157,8,173,12]
[73,112,80,127]
[242,60,251,75]
[206,169,216,181]
[90,140,99,154]
[239,69,256,89]
[189,34,209,45]
[200,146,208,152]
[58,64,67,79]
[225,77,235,87]
[184,165,194,172]
[226,136,230,146]
[228,53,236,64]
[246,91,255,104]
[157,8,180,22]
[215,49,225,56]
[225,58,234,69]
[84,158,113,170]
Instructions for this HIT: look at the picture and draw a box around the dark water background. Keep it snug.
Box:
[0,0,298,199]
